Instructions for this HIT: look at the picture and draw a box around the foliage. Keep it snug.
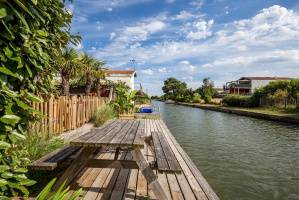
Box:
[196,78,217,103]
[251,80,299,107]
[110,82,135,114]
[55,48,83,96]
[222,95,253,107]
[16,134,64,164]
[0,0,78,197]
[193,93,202,103]
[92,105,116,127]
[36,178,82,200]
[80,53,105,95]
[162,78,193,102]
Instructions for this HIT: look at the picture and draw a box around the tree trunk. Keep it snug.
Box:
[62,74,70,96]
[85,73,92,95]
[96,81,101,97]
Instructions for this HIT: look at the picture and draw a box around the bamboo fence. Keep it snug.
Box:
[31,95,108,135]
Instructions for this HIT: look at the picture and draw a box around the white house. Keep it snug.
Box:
[105,69,137,90]
[225,77,291,95]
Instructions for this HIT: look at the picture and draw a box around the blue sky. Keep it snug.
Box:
[68,0,299,95]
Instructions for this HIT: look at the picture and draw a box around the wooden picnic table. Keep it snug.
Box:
[53,119,170,200]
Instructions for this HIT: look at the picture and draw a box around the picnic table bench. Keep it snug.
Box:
[31,119,182,200]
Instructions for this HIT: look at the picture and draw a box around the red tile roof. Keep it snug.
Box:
[105,70,136,75]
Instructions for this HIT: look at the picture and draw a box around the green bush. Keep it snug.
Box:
[92,105,116,127]
[17,135,65,163]
[222,95,252,107]
[193,93,202,103]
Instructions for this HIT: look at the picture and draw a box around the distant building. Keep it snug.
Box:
[225,77,291,95]
[105,69,137,90]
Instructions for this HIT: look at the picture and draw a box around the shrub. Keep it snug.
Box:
[16,135,65,165]
[203,95,212,104]
[92,105,116,127]
[193,93,202,103]
[222,95,252,107]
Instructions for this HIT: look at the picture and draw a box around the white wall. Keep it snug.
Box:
[106,75,135,90]
[251,80,273,92]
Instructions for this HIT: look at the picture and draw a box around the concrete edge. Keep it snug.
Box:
[175,102,299,125]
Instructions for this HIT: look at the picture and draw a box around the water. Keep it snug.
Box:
[154,101,299,200]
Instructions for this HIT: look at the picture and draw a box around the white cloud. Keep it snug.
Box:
[190,0,204,9]
[88,5,299,94]
[158,67,168,73]
[141,69,154,75]
[173,10,195,20]
[110,32,116,40]
[186,19,214,40]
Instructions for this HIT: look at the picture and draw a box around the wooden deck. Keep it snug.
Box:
[68,119,219,200]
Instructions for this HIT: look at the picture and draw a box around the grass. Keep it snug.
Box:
[92,105,116,127]
[16,134,66,196]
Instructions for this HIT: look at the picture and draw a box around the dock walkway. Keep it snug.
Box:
[69,119,219,200]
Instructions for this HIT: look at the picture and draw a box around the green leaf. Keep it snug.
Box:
[1,172,13,179]
[14,168,27,173]
[0,114,21,125]
[25,64,32,77]
[37,30,48,37]
[31,0,38,5]
[0,165,10,173]
[12,0,32,17]
[20,179,36,186]
[4,47,13,58]
[10,130,26,140]
[0,141,11,149]
[0,66,19,79]
[26,92,42,102]
[0,8,7,18]
[0,178,8,187]
[36,178,56,200]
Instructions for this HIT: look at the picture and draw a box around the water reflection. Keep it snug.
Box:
[154,101,299,200]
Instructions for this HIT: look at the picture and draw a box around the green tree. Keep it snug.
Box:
[56,48,82,96]
[0,0,78,197]
[197,78,216,103]
[92,60,106,97]
[162,78,188,101]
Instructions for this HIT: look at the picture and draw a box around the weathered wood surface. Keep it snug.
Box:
[71,120,145,148]
[29,146,81,170]
[65,119,218,200]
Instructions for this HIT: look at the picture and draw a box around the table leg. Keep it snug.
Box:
[131,149,169,200]
[53,147,97,191]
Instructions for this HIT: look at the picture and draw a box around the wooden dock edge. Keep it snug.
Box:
[158,120,220,200]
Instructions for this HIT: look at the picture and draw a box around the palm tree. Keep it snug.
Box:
[93,67,106,96]
[56,48,83,96]
[81,53,95,95]
[81,54,105,95]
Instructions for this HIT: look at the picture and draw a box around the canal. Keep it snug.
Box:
[153,101,299,200]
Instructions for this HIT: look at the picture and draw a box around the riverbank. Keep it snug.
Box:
[175,102,299,125]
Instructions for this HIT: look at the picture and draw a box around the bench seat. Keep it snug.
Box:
[29,146,82,170]
[150,131,181,173]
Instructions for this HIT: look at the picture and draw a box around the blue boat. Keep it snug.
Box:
[140,107,153,113]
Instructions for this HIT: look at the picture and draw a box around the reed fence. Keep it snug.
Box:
[31,95,108,135]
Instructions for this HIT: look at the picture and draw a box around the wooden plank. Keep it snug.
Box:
[133,119,145,147]
[52,147,97,191]
[96,120,128,146]
[121,120,140,147]
[176,173,197,200]
[131,149,169,200]
[123,169,138,200]
[155,120,211,200]
[70,120,118,146]
[156,131,181,172]
[29,146,80,170]
[152,131,169,171]
[166,174,184,200]
[109,120,134,146]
